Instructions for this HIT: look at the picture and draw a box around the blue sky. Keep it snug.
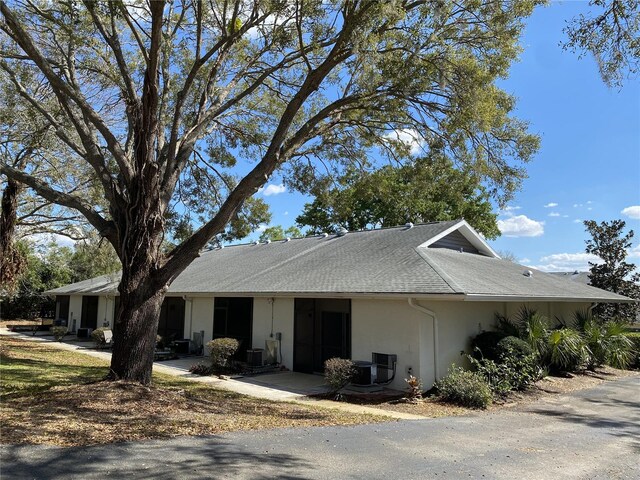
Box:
[250,1,640,272]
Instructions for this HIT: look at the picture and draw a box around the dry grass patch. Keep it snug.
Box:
[0,336,386,447]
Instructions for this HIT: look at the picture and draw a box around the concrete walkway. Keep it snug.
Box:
[0,329,424,420]
[2,374,638,479]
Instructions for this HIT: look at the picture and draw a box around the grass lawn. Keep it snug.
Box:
[0,336,386,447]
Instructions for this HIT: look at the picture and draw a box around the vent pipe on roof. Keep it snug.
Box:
[254,241,260,245]
[523,270,533,277]
[285,237,291,242]
[337,226,348,237]
[321,232,329,238]
[405,222,414,229]
[265,239,271,244]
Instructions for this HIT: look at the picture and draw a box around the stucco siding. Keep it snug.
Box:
[252,297,295,368]
[190,297,214,344]
[351,298,424,390]
[68,295,83,332]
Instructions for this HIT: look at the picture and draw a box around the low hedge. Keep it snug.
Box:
[435,365,492,409]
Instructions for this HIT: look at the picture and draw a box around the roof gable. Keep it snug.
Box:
[418,219,499,257]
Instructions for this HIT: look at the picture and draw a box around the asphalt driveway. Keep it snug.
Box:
[2,375,638,480]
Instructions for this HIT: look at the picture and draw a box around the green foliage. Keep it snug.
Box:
[296,155,501,238]
[548,329,589,372]
[584,220,640,322]
[435,365,492,409]
[258,225,302,243]
[624,332,640,369]
[563,0,640,87]
[207,338,240,371]
[69,235,120,283]
[496,336,533,360]
[50,326,68,341]
[188,363,215,376]
[323,358,357,395]
[515,307,551,361]
[468,349,539,397]
[471,331,507,361]
[91,327,111,348]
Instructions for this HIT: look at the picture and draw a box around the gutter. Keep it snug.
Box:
[407,298,439,382]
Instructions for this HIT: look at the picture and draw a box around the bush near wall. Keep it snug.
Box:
[435,365,492,409]
[624,332,640,369]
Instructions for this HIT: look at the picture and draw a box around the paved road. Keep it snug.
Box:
[2,376,639,479]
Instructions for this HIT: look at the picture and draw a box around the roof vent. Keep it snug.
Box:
[285,237,291,242]
[337,227,348,237]
[523,270,533,278]
[322,232,329,238]
[265,239,271,244]
[219,245,225,249]
[459,247,464,253]
[254,240,260,245]
[405,222,414,229]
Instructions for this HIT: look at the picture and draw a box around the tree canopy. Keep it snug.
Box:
[563,0,640,87]
[584,219,640,322]
[0,0,541,383]
[295,154,500,239]
[258,224,302,242]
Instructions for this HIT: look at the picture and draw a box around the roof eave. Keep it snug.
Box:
[463,294,635,303]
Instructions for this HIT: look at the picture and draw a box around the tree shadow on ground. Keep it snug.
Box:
[1,437,313,480]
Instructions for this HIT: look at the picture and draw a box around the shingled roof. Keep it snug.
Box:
[47,220,631,302]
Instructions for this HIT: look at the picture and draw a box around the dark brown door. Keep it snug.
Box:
[294,298,351,373]
[213,297,253,359]
[158,297,185,342]
[80,296,99,329]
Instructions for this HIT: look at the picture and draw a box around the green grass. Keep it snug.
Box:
[0,339,109,399]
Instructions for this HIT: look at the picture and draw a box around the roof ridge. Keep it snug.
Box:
[414,247,465,293]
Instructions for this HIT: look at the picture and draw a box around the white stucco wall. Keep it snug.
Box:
[68,295,83,332]
[252,297,295,368]
[189,297,215,344]
[97,296,116,328]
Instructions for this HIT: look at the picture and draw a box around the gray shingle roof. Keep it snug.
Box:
[47,220,631,302]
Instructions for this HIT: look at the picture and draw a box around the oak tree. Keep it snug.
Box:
[1,0,540,383]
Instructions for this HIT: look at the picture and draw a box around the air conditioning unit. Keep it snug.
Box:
[372,352,397,383]
[76,327,92,338]
[352,361,378,386]
[247,348,264,367]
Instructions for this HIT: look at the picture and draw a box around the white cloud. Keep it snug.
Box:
[500,205,521,215]
[628,245,640,259]
[519,257,531,264]
[25,233,76,249]
[261,183,287,196]
[533,252,602,272]
[497,215,544,237]
[256,223,269,233]
[573,219,583,224]
[544,202,558,208]
[383,128,424,155]
[284,211,289,216]
[548,212,560,217]
[621,205,640,220]
[573,203,583,208]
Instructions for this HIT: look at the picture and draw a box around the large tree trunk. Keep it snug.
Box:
[0,177,25,292]
[109,281,166,384]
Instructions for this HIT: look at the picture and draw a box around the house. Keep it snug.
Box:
[47,220,632,389]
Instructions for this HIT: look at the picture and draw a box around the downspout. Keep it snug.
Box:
[408,298,439,382]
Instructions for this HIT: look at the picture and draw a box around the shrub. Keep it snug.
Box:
[324,358,356,395]
[207,337,240,371]
[404,375,423,402]
[624,332,640,369]
[50,326,68,341]
[548,328,589,372]
[91,327,109,348]
[189,363,215,375]
[517,309,550,360]
[469,346,540,396]
[496,336,532,361]
[471,331,507,360]
[435,365,492,409]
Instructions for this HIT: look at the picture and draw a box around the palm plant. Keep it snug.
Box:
[548,328,589,372]
[573,310,634,370]
[515,307,550,361]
